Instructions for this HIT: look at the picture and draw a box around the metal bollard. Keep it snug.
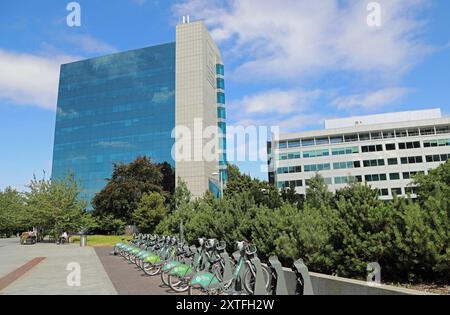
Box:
[80,235,87,247]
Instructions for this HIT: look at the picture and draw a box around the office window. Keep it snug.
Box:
[391,188,403,196]
[365,174,387,182]
[330,136,344,144]
[302,139,315,147]
[386,143,396,151]
[378,188,389,196]
[401,156,423,164]
[333,161,356,170]
[217,92,225,104]
[216,78,225,90]
[385,158,397,166]
[436,125,450,134]
[408,129,419,137]
[399,141,421,150]
[362,145,383,153]
[426,154,450,162]
[289,166,302,173]
[396,130,408,138]
[216,64,225,75]
[217,107,226,119]
[383,130,395,139]
[420,127,435,136]
[359,133,370,141]
[363,159,385,167]
[424,139,450,148]
[390,173,400,180]
[344,134,358,142]
[304,163,331,172]
[316,137,329,145]
[303,149,329,158]
[371,132,382,140]
[288,140,301,148]
[279,141,287,149]
[332,146,359,156]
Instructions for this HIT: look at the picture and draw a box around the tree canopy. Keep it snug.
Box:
[92,156,174,223]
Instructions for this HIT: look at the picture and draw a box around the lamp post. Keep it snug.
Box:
[212,172,223,199]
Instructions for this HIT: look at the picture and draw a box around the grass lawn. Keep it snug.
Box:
[70,235,132,247]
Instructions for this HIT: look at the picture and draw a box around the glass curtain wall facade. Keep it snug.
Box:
[52,43,176,205]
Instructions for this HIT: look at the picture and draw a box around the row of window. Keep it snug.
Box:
[277,166,303,174]
[277,154,449,174]
[426,154,450,163]
[278,176,421,192]
[277,125,450,149]
[278,147,358,160]
[424,139,450,148]
[378,187,417,196]
[277,140,448,160]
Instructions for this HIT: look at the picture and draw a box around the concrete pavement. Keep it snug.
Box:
[0,238,117,295]
[95,246,186,295]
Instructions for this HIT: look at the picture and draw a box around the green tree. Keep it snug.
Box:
[169,178,192,212]
[0,188,29,237]
[224,164,282,209]
[26,174,89,239]
[92,156,169,223]
[305,174,333,209]
[133,192,168,233]
[332,184,395,279]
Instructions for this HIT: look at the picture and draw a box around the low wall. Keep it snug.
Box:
[278,268,431,295]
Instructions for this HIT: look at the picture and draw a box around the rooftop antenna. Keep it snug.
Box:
[187,15,190,23]
[182,16,186,24]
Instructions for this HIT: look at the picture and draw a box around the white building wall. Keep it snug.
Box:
[175,21,222,198]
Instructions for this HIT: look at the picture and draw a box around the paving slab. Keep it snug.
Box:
[95,246,187,295]
[0,238,117,295]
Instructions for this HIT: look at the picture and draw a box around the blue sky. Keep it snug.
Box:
[1,0,449,190]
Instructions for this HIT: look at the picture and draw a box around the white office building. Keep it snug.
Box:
[268,109,450,199]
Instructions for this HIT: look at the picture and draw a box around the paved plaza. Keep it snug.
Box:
[0,238,117,295]
[0,238,186,295]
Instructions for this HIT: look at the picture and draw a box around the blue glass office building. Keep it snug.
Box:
[52,21,227,206]
[52,43,176,204]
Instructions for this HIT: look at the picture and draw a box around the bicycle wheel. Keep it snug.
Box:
[143,263,160,276]
[161,270,170,286]
[243,265,272,295]
[168,275,189,292]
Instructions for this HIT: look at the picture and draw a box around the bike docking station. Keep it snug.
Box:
[113,233,315,296]
[293,259,314,295]
[268,256,289,295]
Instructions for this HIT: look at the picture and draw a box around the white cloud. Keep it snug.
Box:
[331,87,411,110]
[230,89,322,115]
[0,49,80,110]
[228,88,325,133]
[173,0,429,81]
